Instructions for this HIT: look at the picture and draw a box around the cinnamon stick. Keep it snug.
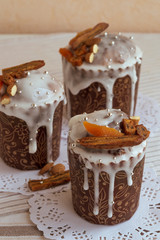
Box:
[2,60,45,75]
[28,170,70,191]
[78,135,143,149]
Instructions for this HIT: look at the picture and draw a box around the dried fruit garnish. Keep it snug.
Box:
[0,60,45,105]
[59,48,73,61]
[122,119,136,135]
[0,79,3,90]
[78,135,143,149]
[83,121,124,137]
[59,22,109,66]
[78,116,150,149]
[136,124,150,140]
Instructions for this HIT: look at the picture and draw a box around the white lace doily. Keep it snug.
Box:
[0,93,159,195]
[28,167,160,240]
[135,93,160,134]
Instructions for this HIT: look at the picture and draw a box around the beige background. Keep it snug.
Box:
[0,0,159,33]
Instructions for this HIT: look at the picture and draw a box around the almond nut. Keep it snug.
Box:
[7,84,17,96]
[50,163,65,175]
[1,94,10,105]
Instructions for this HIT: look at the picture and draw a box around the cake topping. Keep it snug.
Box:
[0,60,45,105]
[59,22,109,66]
[78,135,144,149]
[83,121,124,137]
[59,22,141,68]
[78,116,150,149]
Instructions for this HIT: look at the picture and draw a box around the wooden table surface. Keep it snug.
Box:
[0,33,160,239]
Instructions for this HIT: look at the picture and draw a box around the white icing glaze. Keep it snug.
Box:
[63,34,143,117]
[0,70,65,162]
[68,109,146,218]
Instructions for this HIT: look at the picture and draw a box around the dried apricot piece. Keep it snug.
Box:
[59,48,73,61]
[83,121,124,137]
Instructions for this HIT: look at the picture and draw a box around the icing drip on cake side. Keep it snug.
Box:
[68,109,146,218]
[0,70,65,162]
[63,34,142,117]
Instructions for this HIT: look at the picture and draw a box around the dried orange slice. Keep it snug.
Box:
[83,121,124,137]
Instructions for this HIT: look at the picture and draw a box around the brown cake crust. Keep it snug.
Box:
[0,101,63,170]
[68,149,145,225]
[67,63,141,117]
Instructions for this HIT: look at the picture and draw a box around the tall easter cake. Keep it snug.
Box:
[0,61,65,170]
[68,109,150,225]
[60,23,142,118]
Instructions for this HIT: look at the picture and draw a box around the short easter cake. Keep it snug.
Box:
[60,23,142,118]
[68,109,150,225]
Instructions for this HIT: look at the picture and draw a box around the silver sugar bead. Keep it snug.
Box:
[44,71,49,74]
[83,117,88,121]
[31,103,37,108]
[41,76,44,80]
[53,89,57,93]
[108,112,112,117]
[30,138,33,141]
[130,36,134,40]
[72,143,76,148]
[115,35,118,39]
[46,92,49,95]
[104,32,108,36]
[37,91,40,94]
[27,71,31,76]
[108,65,111,69]
[111,41,115,45]
[16,80,19,83]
